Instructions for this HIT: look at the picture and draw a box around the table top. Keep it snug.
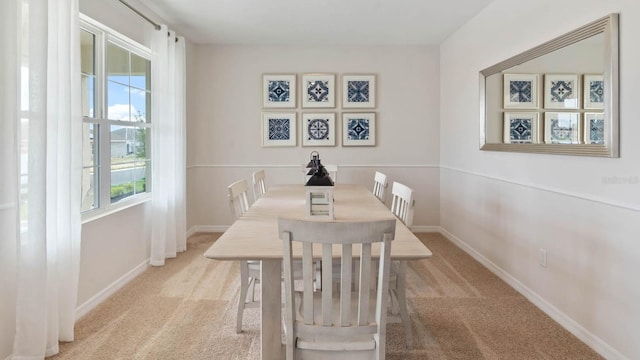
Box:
[204,184,433,261]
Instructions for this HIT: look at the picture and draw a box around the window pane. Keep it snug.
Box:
[130,53,150,91]
[110,163,134,203]
[81,74,94,117]
[107,42,129,85]
[82,123,97,166]
[81,167,98,211]
[80,30,95,75]
[107,81,131,120]
[133,128,149,159]
[130,88,148,122]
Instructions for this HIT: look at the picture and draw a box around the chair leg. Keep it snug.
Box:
[396,261,413,349]
[247,276,256,303]
[236,260,249,333]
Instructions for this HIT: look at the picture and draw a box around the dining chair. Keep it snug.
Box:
[324,164,338,183]
[388,181,415,347]
[252,169,267,201]
[372,171,388,203]
[280,218,396,360]
[227,178,261,333]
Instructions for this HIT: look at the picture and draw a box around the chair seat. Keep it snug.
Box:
[294,291,379,350]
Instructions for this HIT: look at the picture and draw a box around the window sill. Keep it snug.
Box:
[81,193,152,224]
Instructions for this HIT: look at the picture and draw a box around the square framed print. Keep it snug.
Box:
[503,74,539,109]
[262,112,297,147]
[342,113,375,146]
[583,74,604,109]
[503,112,539,144]
[342,74,376,108]
[302,73,335,108]
[584,112,605,144]
[263,74,296,108]
[302,113,336,146]
[544,74,580,109]
[544,112,580,144]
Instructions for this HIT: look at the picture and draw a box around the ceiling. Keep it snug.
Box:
[137,0,494,45]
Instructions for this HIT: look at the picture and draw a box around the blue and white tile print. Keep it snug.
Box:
[550,80,574,102]
[589,118,604,144]
[347,119,370,140]
[268,118,291,140]
[509,118,533,143]
[347,81,370,103]
[306,80,330,103]
[509,80,532,103]
[268,80,290,103]
[589,80,604,103]
[307,118,330,140]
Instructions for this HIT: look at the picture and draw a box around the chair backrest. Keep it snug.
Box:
[372,171,388,203]
[324,164,338,183]
[279,218,396,358]
[227,178,250,221]
[390,181,415,227]
[252,169,267,200]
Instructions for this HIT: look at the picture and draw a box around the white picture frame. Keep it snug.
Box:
[342,112,375,146]
[503,112,539,144]
[544,74,580,109]
[302,73,335,108]
[263,74,296,108]
[342,74,376,108]
[261,112,297,147]
[584,112,605,144]
[544,112,580,144]
[503,74,539,109]
[583,74,604,109]
[302,113,336,146]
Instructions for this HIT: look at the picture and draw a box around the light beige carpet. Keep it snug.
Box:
[50,233,602,360]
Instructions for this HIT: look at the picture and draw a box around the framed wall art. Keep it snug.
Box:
[503,74,539,109]
[544,74,580,109]
[302,113,336,146]
[302,73,335,108]
[263,74,296,108]
[583,74,604,109]
[342,112,375,146]
[342,74,376,108]
[503,112,539,144]
[584,112,605,144]
[261,112,297,147]
[544,112,580,144]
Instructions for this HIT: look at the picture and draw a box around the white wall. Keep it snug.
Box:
[440,0,640,359]
[187,45,441,231]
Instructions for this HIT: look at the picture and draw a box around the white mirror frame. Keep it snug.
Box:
[479,14,619,157]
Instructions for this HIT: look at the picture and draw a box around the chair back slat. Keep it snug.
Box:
[228,179,250,220]
[279,218,395,357]
[340,244,352,326]
[390,181,415,227]
[252,169,266,200]
[322,243,333,326]
[373,171,388,202]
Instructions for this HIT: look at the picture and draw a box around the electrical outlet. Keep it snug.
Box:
[539,248,548,267]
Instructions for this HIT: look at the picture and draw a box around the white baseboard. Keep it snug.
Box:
[187,225,228,238]
[75,259,150,320]
[410,225,441,233]
[438,227,626,360]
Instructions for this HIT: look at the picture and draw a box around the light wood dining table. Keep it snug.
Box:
[204,184,433,359]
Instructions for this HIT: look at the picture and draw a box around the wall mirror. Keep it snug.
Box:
[480,14,619,157]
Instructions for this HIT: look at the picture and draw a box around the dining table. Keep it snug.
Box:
[204,184,433,360]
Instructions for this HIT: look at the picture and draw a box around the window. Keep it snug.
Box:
[80,17,152,215]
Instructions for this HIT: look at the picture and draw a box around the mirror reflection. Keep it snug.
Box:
[480,14,618,157]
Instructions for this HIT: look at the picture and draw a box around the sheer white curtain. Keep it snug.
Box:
[9,0,82,358]
[150,26,187,266]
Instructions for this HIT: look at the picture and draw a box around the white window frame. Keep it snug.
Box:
[80,14,152,223]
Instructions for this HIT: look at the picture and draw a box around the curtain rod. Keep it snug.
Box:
[118,0,161,31]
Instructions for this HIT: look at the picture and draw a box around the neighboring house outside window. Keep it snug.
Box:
[80,16,152,216]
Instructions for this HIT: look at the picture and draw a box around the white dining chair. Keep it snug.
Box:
[227,178,261,333]
[372,171,388,203]
[252,169,267,201]
[388,181,415,347]
[280,218,396,360]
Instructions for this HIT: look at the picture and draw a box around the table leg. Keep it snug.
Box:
[261,259,282,360]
